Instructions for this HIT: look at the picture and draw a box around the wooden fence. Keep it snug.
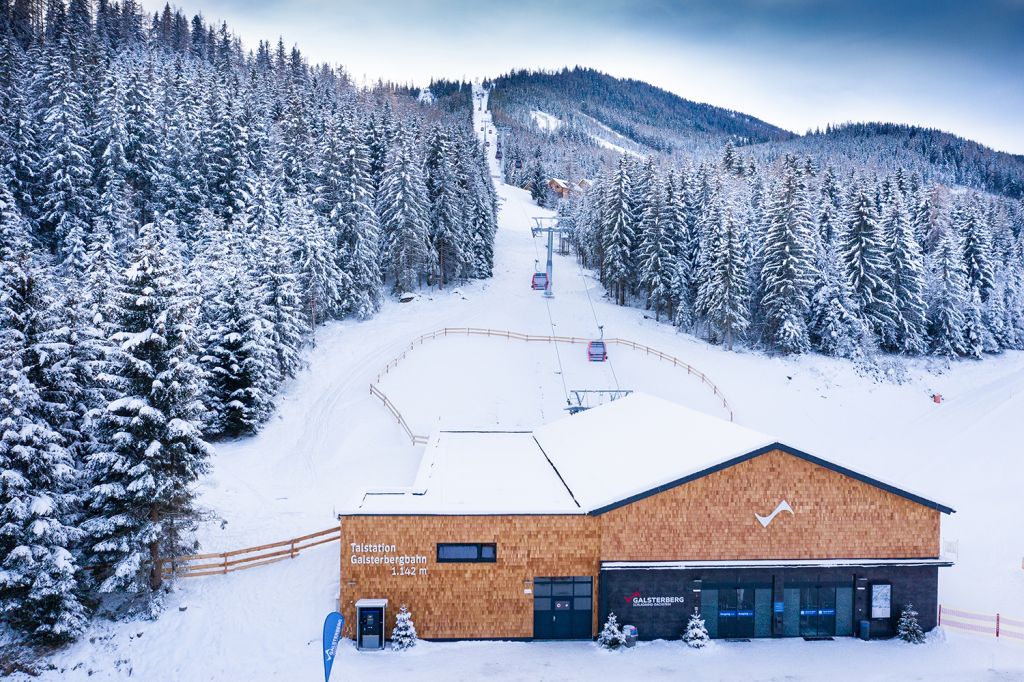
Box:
[369,327,734,445]
[369,384,430,445]
[940,605,1024,642]
[160,526,340,579]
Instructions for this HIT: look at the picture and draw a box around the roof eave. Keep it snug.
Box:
[587,442,955,516]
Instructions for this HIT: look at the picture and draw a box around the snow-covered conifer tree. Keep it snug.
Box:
[0,184,88,642]
[83,215,211,608]
[601,158,635,306]
[379,131,434,294]
[840,180,899,346]
[760,156,816,353]
[597,611,627,650]
[391,604,418,651]
[884,193,927,354]
[926,229,969,357]
[697,193,750,349]
[897,603,925,644]
[683,608,710,649]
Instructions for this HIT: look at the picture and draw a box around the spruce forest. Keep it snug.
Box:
[488,68,1024,361]
[0,0,496,646]
[559,152,1024,359]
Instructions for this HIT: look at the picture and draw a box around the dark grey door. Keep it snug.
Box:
[534,577,593,639]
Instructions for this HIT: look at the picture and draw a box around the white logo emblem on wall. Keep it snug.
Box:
[755,500,794,528]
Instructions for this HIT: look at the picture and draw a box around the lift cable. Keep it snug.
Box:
[572,247,620,391]
[525,206,570,405]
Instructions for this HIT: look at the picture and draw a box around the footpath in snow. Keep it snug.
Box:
[23,82,1024,682]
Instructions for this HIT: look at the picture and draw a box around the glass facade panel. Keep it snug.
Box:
[783,588,801,637]
[836,587,854,636]
[552,583,573,596]
[700,589,719,639]
[533,582,551,596]
[534,598,551,611]
[573,582,592,596]
[754,588,772,638]
[574,597,592,611]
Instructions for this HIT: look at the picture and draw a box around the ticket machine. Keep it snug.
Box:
[355,598,388,650]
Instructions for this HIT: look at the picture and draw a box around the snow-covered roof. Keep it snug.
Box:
[548,178,570,189]
[534,393,774,512]
[351,431,581,515]
[345,393,954,516]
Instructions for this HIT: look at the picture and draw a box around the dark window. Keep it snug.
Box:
[437,543,497,563]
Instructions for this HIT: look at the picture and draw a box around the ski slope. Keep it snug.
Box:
[20,83,1024,682]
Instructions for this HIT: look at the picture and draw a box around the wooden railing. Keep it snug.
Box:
[161,526,340,579]
[369,384,430,445]
[372,327,734,427]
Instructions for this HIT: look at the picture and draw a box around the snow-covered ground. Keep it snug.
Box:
[530,109,562,133]
[21,83,1024,682]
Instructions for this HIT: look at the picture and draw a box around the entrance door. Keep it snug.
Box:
[358,607,383,649]
[534,577,593,639]
[718,587,755,639]
[800,586,837,637]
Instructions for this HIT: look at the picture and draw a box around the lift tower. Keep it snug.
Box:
[531,217,569,298]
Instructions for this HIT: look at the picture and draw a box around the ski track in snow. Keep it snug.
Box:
[23,83,1024,682]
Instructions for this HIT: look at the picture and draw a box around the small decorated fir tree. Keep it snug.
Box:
[683,608,710,648]
[597,612,627,650]
[897,603,925,644]
[391,604,418,651]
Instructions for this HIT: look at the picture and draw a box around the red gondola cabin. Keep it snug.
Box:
[587,340,607,362]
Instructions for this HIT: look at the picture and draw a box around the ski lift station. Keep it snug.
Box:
[337,393,954,644]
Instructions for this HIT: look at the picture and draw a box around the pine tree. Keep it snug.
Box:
[288,197,346,333]
[926,229,969,357]
[697,192,750,349]
[425,125,469,286]
[683,608,710,649]
[0,187,88,643]
[760,156,816,354]
[840,180,899,347]
[955,194,995,301]
[597,611,627,650]
[602,158,634,306]
[897,603,925,644]
[391,604,418,651]
[884,193,927,354]
[254,202,306,379]
[34,20,94,253]
[83,215,211,608]
[636,177,676,321]
[379,131,433,294]
[810,252,871,359]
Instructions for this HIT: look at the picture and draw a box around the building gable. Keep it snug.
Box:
[597,448,942,562]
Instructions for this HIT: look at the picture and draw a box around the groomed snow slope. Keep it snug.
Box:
[21,83,1024,682]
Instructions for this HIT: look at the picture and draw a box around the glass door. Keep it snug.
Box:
[718,587,755,638]
[800,586,837,637]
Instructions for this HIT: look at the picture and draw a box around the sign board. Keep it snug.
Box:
[871,583,892,619]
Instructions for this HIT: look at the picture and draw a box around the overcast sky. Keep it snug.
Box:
[141,0,1024,154]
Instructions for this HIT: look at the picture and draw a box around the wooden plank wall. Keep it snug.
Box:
[340,448,941,640]
[599,449,941,561]
[340,516,599,640]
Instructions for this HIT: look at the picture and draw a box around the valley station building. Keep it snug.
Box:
[337,393,954,643]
